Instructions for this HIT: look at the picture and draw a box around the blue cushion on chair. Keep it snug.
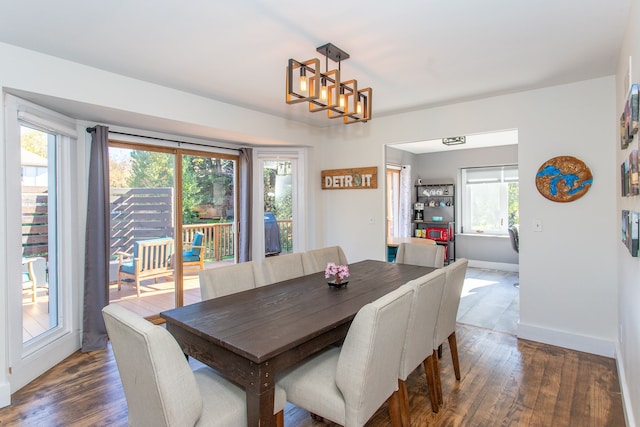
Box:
[120,261,136,275]
[183,254,201,263]
[191,232,204,256]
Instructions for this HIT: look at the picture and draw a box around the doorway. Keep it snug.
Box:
[384,129,520,333]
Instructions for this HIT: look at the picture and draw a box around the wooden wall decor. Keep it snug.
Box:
[321,166,377,190]
[535,156,593,202]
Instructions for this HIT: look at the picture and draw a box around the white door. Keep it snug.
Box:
[5,96,81,392]
[255,150,306,260]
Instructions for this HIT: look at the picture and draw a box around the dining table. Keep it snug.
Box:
[160,259,436,427]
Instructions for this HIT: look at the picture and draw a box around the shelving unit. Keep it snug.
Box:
[413,183,456,263]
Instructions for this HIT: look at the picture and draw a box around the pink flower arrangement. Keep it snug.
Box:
[325,262,350,283]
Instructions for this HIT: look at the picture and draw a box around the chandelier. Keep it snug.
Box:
[286,43,372,124]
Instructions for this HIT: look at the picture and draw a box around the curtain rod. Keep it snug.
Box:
[86,127,242,152]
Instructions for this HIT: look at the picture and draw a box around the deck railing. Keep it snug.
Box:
[183,223,234,261]
[277,219,293,252]
[183,219,293,260]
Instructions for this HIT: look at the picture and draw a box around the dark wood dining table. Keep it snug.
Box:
[160,259,435,427]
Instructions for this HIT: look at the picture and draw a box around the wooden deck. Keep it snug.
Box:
[22,260,234,341]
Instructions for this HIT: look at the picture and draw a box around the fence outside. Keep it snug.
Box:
[22,187,294,262]
[21,192,49,258]
[110,187,174,258]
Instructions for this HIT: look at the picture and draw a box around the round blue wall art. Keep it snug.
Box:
[535,156,593,202]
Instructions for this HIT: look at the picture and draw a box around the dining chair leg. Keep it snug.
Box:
[423,355,439,413]
[438,343,443,359]
[432,349,443,406]
[397,379,410,427]
[448,332,461,380]
[275,410,284,427]
[387,390,403,427]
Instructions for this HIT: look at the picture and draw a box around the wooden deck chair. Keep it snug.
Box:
[117,238,175,297]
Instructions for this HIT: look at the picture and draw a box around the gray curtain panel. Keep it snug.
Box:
[239,148,253,262]
[81,125,110,351]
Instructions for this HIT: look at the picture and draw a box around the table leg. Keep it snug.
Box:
[246,362,276,427]
[246,386,276,426]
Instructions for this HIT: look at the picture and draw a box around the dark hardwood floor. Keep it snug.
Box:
[0,323,625,426]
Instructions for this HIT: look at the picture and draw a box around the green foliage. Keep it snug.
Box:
[182,156,235,224]
[127,151,174,188]
[264,166,276,214]
[508,183,519,226]
[118,150,236,224]
[20,127,48,157]
[263,161,292,220]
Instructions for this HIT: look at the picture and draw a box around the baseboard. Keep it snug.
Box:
[517,322,615,357]
[615,341,637,427]
[0,380,10,408]
[467,259,519,272]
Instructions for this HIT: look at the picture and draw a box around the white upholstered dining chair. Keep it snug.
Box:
[199,261,265,300]
[102,304,286,427]
[301,246,349,274]
[261,252,305,284]
[395,242,446,268]
[397,268,447,423]
[432,258,469,404]
[277,285,414,427]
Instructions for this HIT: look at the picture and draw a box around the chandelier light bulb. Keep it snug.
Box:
[320,77,328,101]
[356,99,363,114]
[299,67,307,92]
[299,75,307,92]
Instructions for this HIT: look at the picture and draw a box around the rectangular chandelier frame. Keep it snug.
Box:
[286,58,320,104]
[286,43,372,124]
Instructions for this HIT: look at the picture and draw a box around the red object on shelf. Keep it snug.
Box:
[426,227,449,242]
[441,243,449,262]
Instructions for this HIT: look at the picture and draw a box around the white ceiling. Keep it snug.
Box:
[0,0,632,145]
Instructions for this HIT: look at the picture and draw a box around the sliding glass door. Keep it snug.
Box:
[108,142,237,317]
[108,144,176,316]
[180,152,237,305]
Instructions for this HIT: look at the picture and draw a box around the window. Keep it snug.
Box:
[461,165,519,235]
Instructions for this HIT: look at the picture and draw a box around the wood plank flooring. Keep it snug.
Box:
[0,323,625,426]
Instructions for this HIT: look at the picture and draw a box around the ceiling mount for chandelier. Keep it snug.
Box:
[286,42,372,124]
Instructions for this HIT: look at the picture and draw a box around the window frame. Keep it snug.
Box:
[460,164,519,236]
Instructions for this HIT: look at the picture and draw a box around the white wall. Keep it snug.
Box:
[615,1,640,424]
[321,77,618,360]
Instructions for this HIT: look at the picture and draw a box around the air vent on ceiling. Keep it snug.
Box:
[442,136,466,146]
